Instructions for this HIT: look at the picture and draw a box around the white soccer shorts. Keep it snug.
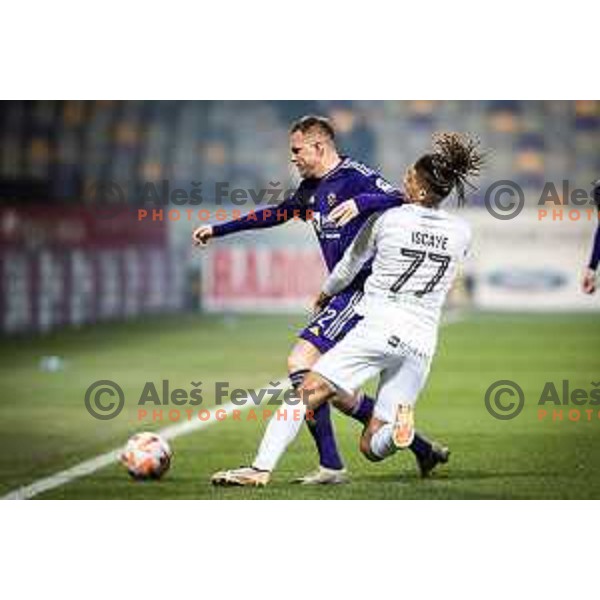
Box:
[312,317,432,423]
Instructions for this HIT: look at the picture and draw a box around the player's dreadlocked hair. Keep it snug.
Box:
[415,132,483,207]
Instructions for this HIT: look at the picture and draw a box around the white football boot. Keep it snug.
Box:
[292,466,348,485]
[211,466,270,487]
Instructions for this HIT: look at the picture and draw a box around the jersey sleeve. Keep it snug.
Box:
[353,174,404,216]
[588,221,600,270]
[322,212,382,296]
[589,186,600,270]
[212,183,309,237]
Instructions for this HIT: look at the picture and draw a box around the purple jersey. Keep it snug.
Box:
[213,157,404,291]
[589,221,600,270]
[588,187,600,270]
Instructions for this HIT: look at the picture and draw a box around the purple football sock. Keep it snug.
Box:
[306,403,344,470]
[290,369,344,471]
[350,393,375,424]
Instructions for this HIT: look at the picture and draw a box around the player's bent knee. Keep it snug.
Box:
[287,354,301,374]
[287,340,321,374]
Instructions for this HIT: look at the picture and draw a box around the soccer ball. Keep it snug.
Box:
[120,432,172,480]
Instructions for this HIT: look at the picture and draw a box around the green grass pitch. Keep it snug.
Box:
[1,311,599,499]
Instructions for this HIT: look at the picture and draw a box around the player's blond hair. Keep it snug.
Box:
[290,115,336,143]
[415,132,483,206]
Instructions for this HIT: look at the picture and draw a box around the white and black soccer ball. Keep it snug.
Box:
[120,432,172,480]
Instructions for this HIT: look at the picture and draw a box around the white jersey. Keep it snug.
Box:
[322,204,471,358]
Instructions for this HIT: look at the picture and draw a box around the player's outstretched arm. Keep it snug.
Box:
[322,213,381,297]
[191,190,307,247]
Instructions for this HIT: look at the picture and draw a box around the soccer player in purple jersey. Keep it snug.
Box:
[582,182,600,294]
[194,116,448,486]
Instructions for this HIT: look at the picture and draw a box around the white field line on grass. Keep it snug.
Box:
[2,377,288,500]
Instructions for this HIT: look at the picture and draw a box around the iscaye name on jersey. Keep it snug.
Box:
[411,231,449,251]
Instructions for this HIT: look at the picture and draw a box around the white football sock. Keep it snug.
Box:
[253,401,307,471]
[369,424,398,460]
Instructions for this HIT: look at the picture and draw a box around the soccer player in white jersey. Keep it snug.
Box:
[232,133,483,480]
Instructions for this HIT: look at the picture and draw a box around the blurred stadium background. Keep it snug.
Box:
[1,100,598,332]
[0,101,599,499]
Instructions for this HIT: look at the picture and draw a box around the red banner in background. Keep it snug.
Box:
[203,245,326,312]
[0,206,176,334]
